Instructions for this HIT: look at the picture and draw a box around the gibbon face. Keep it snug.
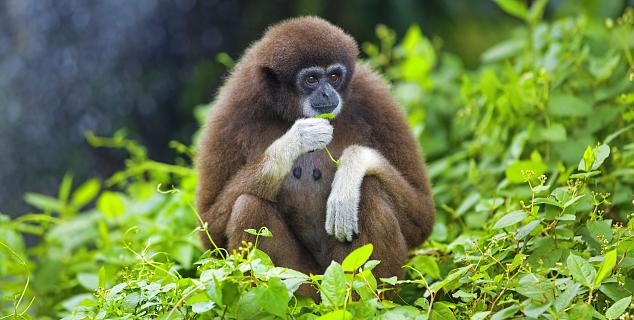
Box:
[296,63,347,117]
[251,17,358,121]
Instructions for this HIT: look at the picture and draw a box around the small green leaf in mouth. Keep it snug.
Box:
[313,113,335,119]
[313,114,340,166]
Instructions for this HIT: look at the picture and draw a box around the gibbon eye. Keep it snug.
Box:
[306,75,318,85]
[329,73,339,82]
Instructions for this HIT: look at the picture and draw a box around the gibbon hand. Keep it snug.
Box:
[326,145,385,242]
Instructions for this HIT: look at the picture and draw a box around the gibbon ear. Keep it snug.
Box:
[261,66,280,87]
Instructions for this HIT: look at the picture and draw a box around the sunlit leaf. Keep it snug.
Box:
[493,0,528,20]
[341,244,373,272]
[97,192,125,218]
[594,250,617,287]
[71,179,101,209]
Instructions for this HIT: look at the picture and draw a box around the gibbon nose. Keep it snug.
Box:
[313,104,336,114]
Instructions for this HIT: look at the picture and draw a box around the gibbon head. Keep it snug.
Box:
[249,16,359,121]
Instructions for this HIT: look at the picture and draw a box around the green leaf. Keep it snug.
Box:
[505,160,547,183]
[320,261,346,307]
[77,273,98,290]
[604,125,633,144]
[97,266,106,289]
[401,25,436,84]
[342,244,373,272]
[415,297,429,310]
[430,264,473,293]
[493,0,528,20]
[471,311,491,320]
[259,227,273,237]
[580,146,596,172]
[587,220,614,243]
[548,94,593,117]
[206,277,223,305]
[71,178,101,209]
[493,210,527,229]
[353,269,377,300]
[430,302,456,320]
[556,214,576,221]
[593,144,611,169]
[555,281,582,312]
[509,254,527,271]
[244,228,258,235]
[97,192,125,218]
[606,296,631,320]
[563,195,584,208]
[491,305,519,320]
[600,283,632,302]
[534,197,563,207]
[317,310,353,320]
[409,255,441,279]
[255,277,291,318]
[24,193,63,212]
[480,69,500,103]
[381,305,426,319]
[595,250,617,287]
[579,144,610,171]
[170,242,195,269]
[191,301,215,314]
[566,254,596,288]
[58,173,74,203]
[364,260,380,271]
[222,282,241,307]
[515,274,554,300]
[456,193,480,216]
[235,290,260,319]
[590,54,620,81]
[476,197,505,212]
[536,123,567,142]
[522,300,551,318]
[380,276,397,285]
[313,113,335,119]
[569,303,594,320]
[528,0,549,23]
[481,39,524,63]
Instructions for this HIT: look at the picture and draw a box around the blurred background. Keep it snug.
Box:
[0,0,629,216]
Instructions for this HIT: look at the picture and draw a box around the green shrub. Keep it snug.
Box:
[2,1,633,319]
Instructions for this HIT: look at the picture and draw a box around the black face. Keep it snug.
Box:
[296,63,346,117]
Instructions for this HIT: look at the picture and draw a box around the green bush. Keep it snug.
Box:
[2,1,633,319]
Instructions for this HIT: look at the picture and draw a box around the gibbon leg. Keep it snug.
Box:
[325,177,409,279]
[226,194,321,275]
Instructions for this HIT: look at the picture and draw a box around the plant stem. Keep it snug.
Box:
[323,146,340,166]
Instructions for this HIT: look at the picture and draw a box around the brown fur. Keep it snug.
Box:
[196,16,435,290]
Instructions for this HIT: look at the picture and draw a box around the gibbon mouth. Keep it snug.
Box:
[312,105,337,114]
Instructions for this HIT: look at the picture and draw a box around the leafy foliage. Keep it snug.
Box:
[2,2,634,319]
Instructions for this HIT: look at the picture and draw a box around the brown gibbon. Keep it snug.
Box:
[196,16,435,290]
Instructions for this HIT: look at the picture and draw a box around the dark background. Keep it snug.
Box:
[0,0,627,216]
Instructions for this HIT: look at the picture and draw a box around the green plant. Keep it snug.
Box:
[2,1,634,319]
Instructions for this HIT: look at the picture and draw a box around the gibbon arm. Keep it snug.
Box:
[197,118,333,246]
[326,145,434,245]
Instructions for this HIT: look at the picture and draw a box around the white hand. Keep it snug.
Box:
[325,145,384,242]
[292,118,333,153]
[262,118,333,179]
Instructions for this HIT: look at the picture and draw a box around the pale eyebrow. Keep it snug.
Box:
[297,66,325,78]
[326,63,346,75]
